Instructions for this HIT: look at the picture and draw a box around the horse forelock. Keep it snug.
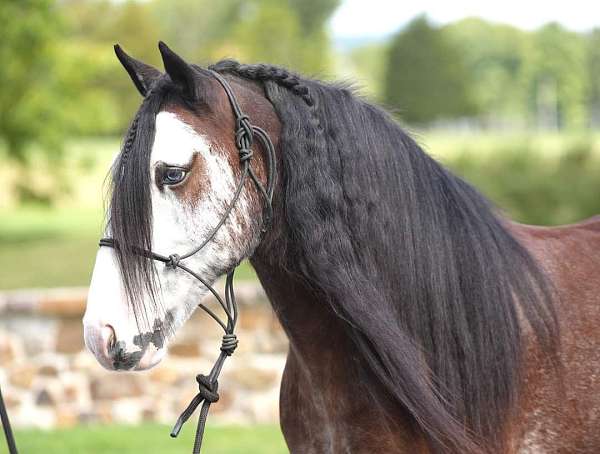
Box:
[107,79,175,331]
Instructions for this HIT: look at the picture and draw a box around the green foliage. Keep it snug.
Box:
[150,0,240,64]
[586,28,600,127]
[444,139,600,225]
[384,18,600,130]
[0,0,66,162]
[526,23,587,129]
[384,16,478,124]
[232,0,338,74]
[0,0,341,205]
[444,18,530,125]
[347,42,388,100]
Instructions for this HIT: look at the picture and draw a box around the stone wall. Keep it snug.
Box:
[0,284,288,429]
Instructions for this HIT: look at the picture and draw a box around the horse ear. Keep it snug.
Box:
[114,44,162,96]
[158,41,199,100]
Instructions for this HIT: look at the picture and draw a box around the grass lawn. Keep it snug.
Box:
[15,424,287,454]
[0,206,103,289]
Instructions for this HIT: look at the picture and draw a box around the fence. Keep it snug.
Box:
[0,284,287,429]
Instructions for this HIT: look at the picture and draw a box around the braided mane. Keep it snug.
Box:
[209,60,315,106]
[208,60,559,453]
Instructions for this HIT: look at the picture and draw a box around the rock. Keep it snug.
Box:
[112,398,144,424]
[38,364,59,377]
[2,389,21,409]
[149,366,180,385]
[0,333,23,365]
[34,353,69,377]
[56,320,84,354]
[0,282,288,429]
[169,341,201,357]
[9,364,37,388]
[55,407,78,428]
[246,387,281,423]
[71,350,102,372]
[95,401,113,424]
[90,374,145,400]
[78,411,98,425]
[142,407,156,421]
[238,307,269,330]
[225,364,279,391]
[61,372,92,408]
[12,403,56,429]
[39,290,86,317]
[253,330,288,354]
[35,389,54,406]
[210,387,235,415]
[6,318,58,356]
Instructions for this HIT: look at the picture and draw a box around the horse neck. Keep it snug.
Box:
[250,253,345,359]
[249,252,422,451]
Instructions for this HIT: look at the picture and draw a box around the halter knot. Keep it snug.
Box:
[166,254,181,269]
[235,115,254,151]
[238,148,254,162]
[195,374,219,403]
[220,333,238,356]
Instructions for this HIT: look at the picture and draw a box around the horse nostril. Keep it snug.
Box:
[103,324,116,352]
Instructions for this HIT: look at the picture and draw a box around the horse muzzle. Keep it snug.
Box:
[83,321,165,371]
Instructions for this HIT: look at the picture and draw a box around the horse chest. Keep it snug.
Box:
[278,349,425,454]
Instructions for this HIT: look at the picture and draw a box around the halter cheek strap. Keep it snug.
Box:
[99,69,276,454]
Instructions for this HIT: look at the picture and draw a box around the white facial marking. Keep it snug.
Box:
[84,110,257,371]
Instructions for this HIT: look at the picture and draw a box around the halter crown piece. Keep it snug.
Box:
[99,69,276,454]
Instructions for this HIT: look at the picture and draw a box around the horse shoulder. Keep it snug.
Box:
[509,217,600,453]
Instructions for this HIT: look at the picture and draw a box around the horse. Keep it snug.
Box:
[83,42,600,453]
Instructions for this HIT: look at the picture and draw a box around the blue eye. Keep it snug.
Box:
[162,167,187,185]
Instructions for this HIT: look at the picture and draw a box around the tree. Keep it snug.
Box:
[288,0,340,73]
[0,0,66,163]
[231,0,339,74]
[586,28,600,128]
[384,16,477,125]
[444,18,529,127]
[524,23,587,130]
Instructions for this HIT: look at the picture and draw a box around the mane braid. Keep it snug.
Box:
[212,61,559,453]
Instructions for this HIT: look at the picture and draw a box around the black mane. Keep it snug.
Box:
[111,60,559,452]
[212,61,559,452]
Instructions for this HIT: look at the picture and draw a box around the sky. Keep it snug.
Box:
[330,0,600,39]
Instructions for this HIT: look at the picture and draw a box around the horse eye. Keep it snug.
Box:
[162,167,187,185]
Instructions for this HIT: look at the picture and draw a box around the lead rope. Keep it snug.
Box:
[0,385,18,454]
[99,69,276,454]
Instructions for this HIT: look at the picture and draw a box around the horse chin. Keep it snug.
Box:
[133,346,167,371]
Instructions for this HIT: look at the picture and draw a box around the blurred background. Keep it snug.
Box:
[0,0,599,452]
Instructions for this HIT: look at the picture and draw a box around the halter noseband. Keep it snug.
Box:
[99,69,276,454]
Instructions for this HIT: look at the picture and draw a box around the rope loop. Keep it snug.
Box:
[236,115,253,140]
[238,148,254,162]
[195,374,219,403]
[166,254,181,269]
[220,333,238,356]
[235,116,254,153]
